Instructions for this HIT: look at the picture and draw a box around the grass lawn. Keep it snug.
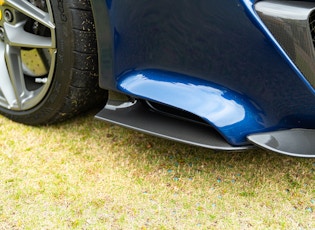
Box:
[0,111,314,229]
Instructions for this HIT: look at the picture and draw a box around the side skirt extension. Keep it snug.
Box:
[96,99,315,157]
[247,129,315,157]
[96,99,250,151]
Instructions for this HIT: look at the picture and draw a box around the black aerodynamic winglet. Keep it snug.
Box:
[96,99,250,151]
[247,129,315,158]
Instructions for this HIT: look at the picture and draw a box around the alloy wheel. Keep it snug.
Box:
[0,0,56,111]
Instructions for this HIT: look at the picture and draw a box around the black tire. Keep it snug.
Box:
[0,0,107,125]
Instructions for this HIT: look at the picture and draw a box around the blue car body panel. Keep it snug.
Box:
[91,0,315,155]
[117,69,263,145]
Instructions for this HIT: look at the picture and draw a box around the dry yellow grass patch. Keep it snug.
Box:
[0,111,314,229]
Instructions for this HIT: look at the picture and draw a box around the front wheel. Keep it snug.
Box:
[0,0,106,125]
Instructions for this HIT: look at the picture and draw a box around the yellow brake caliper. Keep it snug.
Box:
[0,0,3,20]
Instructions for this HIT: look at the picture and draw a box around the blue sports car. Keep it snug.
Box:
[0,0,315,157]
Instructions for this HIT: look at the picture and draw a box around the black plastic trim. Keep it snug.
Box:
[96,99,251,151]
[247,129,315,157]
[90,0,114,89]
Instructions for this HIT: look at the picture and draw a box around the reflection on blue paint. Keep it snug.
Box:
[121,73,246,127]
[118,70,264,145]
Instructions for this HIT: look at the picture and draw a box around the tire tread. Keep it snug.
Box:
[40,0,106,124]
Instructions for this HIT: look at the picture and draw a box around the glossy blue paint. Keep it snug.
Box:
[118,70,264,145]
[96,0,315,145]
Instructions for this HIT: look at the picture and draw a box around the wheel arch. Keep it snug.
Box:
[90,0,114,90]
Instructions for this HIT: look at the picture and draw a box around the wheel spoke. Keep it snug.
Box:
[5,45,28,100]
[4,0,55,29]
[0,0,56,111]
[0,42,17,109]
[5,44,31,109]
[4,21,53,48]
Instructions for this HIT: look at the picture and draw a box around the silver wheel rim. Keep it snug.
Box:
[0,0,56,111]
